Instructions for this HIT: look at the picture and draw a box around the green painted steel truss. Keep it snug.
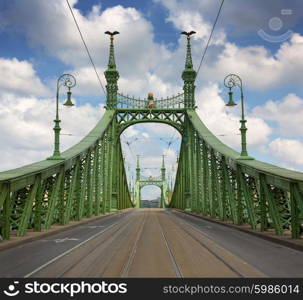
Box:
[170,111,303,239]
[0,33,303,242]
[116,109,185,135]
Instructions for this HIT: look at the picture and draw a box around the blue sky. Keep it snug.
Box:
[0,0,303,199]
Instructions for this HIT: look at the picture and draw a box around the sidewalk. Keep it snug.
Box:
[0,209,132,252]
[175,209,303,252]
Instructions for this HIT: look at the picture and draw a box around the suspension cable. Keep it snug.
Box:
[196,0,225,75]
[65,0,107,96]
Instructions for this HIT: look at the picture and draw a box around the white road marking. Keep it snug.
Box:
[40,238,79,243]
[83,225,105,229]
[54,238,79,243]
[24,222,119,278]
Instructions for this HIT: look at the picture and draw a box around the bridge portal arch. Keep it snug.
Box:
[140,185,161,208]
[134,156,168,208]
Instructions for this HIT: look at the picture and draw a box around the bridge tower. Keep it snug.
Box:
[103,31,198,212]
[134,157,168,208]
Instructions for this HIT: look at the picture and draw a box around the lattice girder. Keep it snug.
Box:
[116,108,185,135]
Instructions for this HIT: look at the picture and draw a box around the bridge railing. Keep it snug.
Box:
[171,110,303,238]
[117,93,185,109]
[0,110,133,240]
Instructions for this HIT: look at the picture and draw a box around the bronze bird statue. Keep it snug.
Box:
[181,31,196,39]
[105,31,120,38]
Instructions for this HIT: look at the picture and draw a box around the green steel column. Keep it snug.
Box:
[195,138,202,213]
[78,150,91,219]
[105,128,113,213]
[209,149,217,218]
[221,158,237,223]
[191,131,198,212]
[86,151,93,217]
[117,143,123,210]
[34,181,46,231]
[64,160,80,224]
[94,142,102,215]
[1,184,11,240]
[90,146,99,216]
[110,120,118,212]
[58,171,66,225]
[259,174,268,232]
[201,140,207,215]
[160,155,166,208]
[210,149,222,219]
[73,159,81,221]
[290,183,303,238]
[219,158,227,221]
[17,176,40,236]
[45,170,64,229]
[101,136,107,214]
[182,145,187,210]
[259,175,283,235]
[236,168,244,225]
[184,118,193,211]
[237,165,257,229]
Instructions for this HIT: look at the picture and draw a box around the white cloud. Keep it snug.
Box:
[196,83,272,149]
[5,0,303,96]
[0,93,103,171]
[0,58,49,96]
[155,0,303,91]
[252,93,303,138]
[268,138,303,168]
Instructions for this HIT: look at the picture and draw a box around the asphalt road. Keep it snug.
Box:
[0,208,302,278]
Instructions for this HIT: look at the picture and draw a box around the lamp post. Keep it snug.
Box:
[223,74,254,160]
[47,74,76,160]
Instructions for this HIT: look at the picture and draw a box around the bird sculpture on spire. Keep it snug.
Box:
[105,31,120,39]
[180,31,196,39]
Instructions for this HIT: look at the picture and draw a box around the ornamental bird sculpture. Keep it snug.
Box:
[181,31,196,39]
[105,31,120,38]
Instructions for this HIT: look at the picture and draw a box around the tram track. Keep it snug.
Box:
[25,210,136,278]
[155,213,183,278]
[163,210,244,277]
[21,209,269,278]
[164,210,266,277]
[120,212,147,277]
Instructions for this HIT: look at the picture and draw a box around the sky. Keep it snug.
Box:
[0,0,303,200]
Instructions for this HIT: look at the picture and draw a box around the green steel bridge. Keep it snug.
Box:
[0,32,303,248]
[133,155,169,209]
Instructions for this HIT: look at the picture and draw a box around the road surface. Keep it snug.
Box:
[0,209,302,277]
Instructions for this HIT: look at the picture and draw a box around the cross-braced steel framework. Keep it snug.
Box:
[0,33,302,241]
[133,156,168,208]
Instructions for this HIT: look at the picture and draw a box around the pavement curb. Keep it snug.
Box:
[174,209,303,252]
[0,209,132,253]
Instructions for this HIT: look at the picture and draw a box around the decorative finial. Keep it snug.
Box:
[105,31,120,69]
[105,31,120,39]
[181,31,196,69]
[180,31,196,40]
[147,92,155,109]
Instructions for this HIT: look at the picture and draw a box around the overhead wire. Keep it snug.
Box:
[65,0,107,96]
[196,0,225,75]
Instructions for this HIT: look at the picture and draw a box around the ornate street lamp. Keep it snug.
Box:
[47,74,76,160]
[223,74,254,160]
